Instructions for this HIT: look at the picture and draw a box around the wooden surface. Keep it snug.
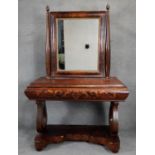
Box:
[35,125,120,153]
[105,8,111,77]
[45,6,51,78]
[26,77,126,87]
[25,77,129,101]
[32,100,121,153]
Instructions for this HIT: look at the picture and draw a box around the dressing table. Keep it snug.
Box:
[25,4,129,153]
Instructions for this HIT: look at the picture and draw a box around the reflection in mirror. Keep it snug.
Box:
[57,18,99,71]
[58,20,65,70]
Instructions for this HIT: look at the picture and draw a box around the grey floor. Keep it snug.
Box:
[19,129,135,155]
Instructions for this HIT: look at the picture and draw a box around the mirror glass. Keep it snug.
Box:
[57,18,99,71]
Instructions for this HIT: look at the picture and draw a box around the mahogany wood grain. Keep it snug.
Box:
[35,125,120,153]
[36,100,47,132]
[45,6,51,78]
[105,6,111,77]
[26,77,127,88]
[25,77,129,101]
[26,87,128,101]
[109,102,119,136]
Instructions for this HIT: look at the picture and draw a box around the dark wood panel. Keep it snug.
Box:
[50,11,106,18]
[35,125,120,153]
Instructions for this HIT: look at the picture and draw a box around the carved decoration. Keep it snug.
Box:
[25,87,128,101]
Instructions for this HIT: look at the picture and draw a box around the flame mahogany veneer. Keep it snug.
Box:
[25,5,129,153]
[25,77,128,101]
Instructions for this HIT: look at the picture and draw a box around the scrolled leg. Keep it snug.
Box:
[35,100,48,151]
[33,100,121,152]
[107,101,120,153]
[109,102,119,135]
[36,100,47,132]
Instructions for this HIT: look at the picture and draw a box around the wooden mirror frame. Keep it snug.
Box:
[45,7,111,78]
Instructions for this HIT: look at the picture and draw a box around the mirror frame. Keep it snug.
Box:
[45,11,109,78]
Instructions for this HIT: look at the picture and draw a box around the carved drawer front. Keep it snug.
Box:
[25,87,128,101]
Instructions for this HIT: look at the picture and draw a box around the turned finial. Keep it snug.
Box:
[106,3,110,11]
[46,5,50,12]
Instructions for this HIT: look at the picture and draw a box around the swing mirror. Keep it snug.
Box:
[57,18,99,71]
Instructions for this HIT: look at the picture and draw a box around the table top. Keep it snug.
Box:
[28,76,127,88]
[25,77,129,101]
